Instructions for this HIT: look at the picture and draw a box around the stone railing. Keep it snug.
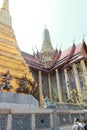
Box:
[0,108,53,130]
[0,108,86,130]
[57,110,86,126]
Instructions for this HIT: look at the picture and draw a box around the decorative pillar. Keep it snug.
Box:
[38,70,43,106]
[50,113,53,129]
[48,73,52,101]
[81,60,87,102]
[7,114,12,130]
[69,114,72,124]
[32,114,35,130]
[81,60,87,86]
[64,68,71,100]
[55,69,63,103]
[73,64,81,94]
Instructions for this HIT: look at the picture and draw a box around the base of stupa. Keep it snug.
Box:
[0,92,39,108]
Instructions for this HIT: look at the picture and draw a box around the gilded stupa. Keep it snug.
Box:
[0,0,37,95]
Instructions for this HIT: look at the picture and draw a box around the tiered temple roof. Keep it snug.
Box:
[23,38,87,72]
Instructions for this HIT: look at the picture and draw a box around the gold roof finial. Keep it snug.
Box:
[1,0,9,12]
[73,37,75,44]
[83,33,85,40]
[82,33,85,43]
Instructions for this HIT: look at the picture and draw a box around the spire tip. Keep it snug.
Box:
[1,0,9,12]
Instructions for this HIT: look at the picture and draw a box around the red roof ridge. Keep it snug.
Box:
[81,39,87,54]
[64,43,76,64]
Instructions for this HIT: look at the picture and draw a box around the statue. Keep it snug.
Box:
[44,96,49,108]
[16,74,30,94]
[16,74,38,97]
[0,71,13,91]
[44,96,56,108]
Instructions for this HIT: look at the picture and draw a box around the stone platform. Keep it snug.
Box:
[0,92,39,109]
[56,103,84,110]
[0,92,86,130]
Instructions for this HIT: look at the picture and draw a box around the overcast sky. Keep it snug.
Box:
[0,0,87,54]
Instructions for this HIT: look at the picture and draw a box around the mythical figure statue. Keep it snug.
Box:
[0,71,13,91]
[16,74,38,97]
[16,74,30,94]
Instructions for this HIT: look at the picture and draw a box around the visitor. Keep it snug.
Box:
[84,119,87,130]
[72,117,84,130]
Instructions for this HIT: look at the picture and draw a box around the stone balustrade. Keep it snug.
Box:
[0,108,86,130]
[0,108,53,130]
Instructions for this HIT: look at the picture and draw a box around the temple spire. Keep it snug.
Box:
[0,0,11,27]
[41,27,53,53]
[43,26,51,43]
[1,0,9,12]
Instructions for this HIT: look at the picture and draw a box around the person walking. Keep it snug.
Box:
[72,117,84,130]
[84,119,87,130]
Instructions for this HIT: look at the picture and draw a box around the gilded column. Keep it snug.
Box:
[81,60,87,86]
[55,69,63,103]
[38,70,43,106]
[73,64,81,94]
[48,73,52,101]
[64,68,71,100]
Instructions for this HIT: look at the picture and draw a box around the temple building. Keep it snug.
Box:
[0,0,87,106]
[23,28,87,105]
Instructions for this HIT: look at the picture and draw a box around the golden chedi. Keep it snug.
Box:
[0,0,37,96]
